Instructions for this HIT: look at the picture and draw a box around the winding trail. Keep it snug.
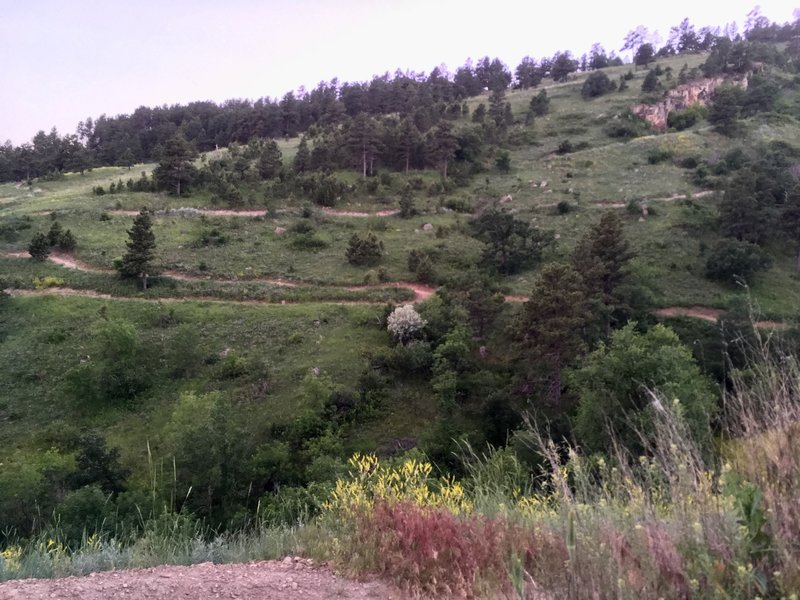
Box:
[590,190,716,209]
[2,253,789,326]
[2,252,435,304]
[108,207,400,218]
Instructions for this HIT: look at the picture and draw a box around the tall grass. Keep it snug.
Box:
[318,333,800,598]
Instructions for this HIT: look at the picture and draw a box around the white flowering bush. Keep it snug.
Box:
[386,304,426,344]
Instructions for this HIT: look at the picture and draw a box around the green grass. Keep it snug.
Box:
[0,295,399,458]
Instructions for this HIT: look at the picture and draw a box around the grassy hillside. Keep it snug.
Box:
[2,39,800,596]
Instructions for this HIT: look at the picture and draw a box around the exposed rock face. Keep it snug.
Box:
[631,75,747,130]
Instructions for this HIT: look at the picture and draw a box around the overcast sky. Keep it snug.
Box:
[1,0,797,145]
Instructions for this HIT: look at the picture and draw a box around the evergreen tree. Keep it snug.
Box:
[572,212,634,336]
[488,90,508,127]
[641,69,661,93]
[58,229,77,252]
[47,221,64,246]
[28,232,50,261]
[426,121,458,179]
[293,137,310,174]
[119,148,136,170]
[257,140,283,179]
[517,264,588,407]
[529,90,550,117]
[472,103,487,123]
[396,118,420,173]
[719,170,771,244]
[709,85,744,136]
[472,209,551,274]
[346,113,382,178]
[153,135,198,196]
[117,209,156,289]
[346,232,384,266]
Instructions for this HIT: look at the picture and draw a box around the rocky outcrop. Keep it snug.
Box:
[631,75,748,130]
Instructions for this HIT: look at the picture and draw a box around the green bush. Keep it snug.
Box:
[704,239,772,283]
[346,232,384,266]
[28,232,51,260]
[581,71,616,99]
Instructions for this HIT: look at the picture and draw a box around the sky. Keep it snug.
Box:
[1,0,797,145]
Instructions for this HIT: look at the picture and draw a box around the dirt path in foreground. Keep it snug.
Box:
[0,558,404,600]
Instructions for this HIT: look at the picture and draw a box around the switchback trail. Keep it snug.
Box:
[108,207,400,218]
[2,253,789,326]
[2,252,436,304]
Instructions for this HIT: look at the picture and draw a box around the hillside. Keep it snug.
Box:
[2,26,800,598]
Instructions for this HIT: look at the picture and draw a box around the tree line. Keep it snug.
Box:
[2,11,798,183]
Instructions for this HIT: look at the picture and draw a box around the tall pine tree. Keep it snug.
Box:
[572,212,634,337]
[118,209,156,289]
[516,263,588,408]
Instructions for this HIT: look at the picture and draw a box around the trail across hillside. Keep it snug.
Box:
[108,207,400,218]
[590,190,715,209]
[0,558,404,600]
[653,306,787,329]
[2,252,435,304]
[2,252,789,326]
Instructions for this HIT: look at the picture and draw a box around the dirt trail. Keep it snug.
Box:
[3,252,429,304]
[0,558,404,600]
[110,208,268,217]
[320,207,400,218]
[654,306,787,329]
[591,190,715,209]
[346,281,435,303]
[108,207,400,218]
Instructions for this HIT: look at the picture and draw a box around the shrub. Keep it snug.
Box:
[346,232,384,266]
[28,232,50,261]
[47,221,63,246]
[58,230,77,252]
[641,69,661,93]
[399,188,416,218]
[289,234,328,251]
[668,104,708,130]
[647,148,673,164]
[704,239,772,283]
[556,200,573,214]
[386,305,427,344]
[581,71,616,99]
[494,150,511,172]
[33,276,65,289]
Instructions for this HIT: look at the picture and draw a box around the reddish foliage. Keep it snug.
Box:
[352,501,567,598]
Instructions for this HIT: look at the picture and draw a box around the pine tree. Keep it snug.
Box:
[118,209,156,289]
[28,232,51,261]
[426,121,458,179]
[516,264,588,408]
[58,229,77,252]
[346,113,382,178]
[396,118,420,173]
[293,137,310,174]
[153,135,198,196]
[47,221,63,246]
[257,140,283,179]
[572,212,634,336]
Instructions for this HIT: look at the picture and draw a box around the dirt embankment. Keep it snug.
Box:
[0,558,405,600]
